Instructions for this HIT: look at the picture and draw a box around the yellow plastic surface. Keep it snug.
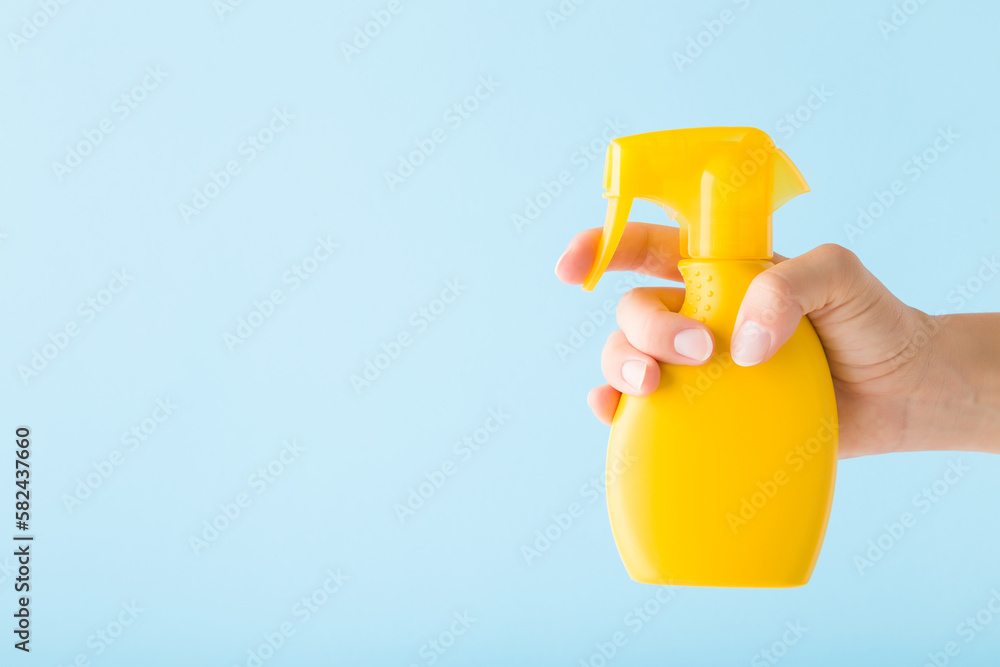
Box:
[584,127,809,290]
[585,128,838,587]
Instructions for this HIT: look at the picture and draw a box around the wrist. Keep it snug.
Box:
[914,312,1000,454]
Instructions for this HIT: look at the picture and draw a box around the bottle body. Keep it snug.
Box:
[607,259,838,587]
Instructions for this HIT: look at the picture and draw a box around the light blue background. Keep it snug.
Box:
[2,0,1000,664]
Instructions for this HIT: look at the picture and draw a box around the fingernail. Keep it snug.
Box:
[621,360,647,392]
[674,328,713,362]
[554,249,570,275]
[731,321,771,367]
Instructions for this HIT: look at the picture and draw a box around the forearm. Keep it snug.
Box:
[917,313,1000,454]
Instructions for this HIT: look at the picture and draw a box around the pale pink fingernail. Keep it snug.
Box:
[621,360,647,391]
[731,321,771,367]
[554,249,570,275]
[674,328,713,362]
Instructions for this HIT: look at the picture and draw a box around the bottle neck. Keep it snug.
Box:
[677,259,773,344]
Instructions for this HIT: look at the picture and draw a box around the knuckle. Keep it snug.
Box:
[813,242,868,300]
[750,270,798,321]
[633,309,661,352]
[815,243,859,271]
[616,287,668,352]
[601,330,626,362]
[606,328,628,350]
[615,288,641,327]
[616,287,656,328]
[601,330,627,374]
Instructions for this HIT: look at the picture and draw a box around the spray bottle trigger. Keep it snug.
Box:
[582,195,633,292]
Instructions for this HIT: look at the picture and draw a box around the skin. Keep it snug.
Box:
[556,222,1000,459]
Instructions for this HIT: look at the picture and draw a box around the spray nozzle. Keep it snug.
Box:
[582,127,809,291]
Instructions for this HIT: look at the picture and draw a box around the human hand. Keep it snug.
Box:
[556,222,999,458]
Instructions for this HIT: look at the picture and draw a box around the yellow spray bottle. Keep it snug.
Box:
[583,127,838,587]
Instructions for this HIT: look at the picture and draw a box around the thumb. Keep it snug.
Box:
[730,244,879,367]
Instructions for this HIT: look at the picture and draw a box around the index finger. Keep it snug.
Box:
[554,221,788,285]
[554,222,684,285]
